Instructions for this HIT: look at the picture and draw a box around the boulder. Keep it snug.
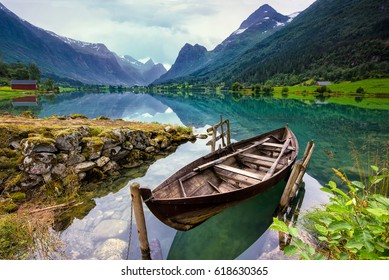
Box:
[74,161,96,173]
[99,129,125,150]
[95,156,110,168]
[21,153,57,175]
[102,161,120,173]
[125,130,150,150]
[81,137,104,160]
[20,137,57,156]
[66,151,86,166]
[54,129,82,151]
[102,146,121,158]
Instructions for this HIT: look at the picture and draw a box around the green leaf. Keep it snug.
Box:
[288,227,299,238]
[332,188,350,199]
[318,236,328,242]
[366,208,389,218]
[328,221,353,232]
[351,181,365,190]
[370,165,379,172]
[270,218,289,233]
[314,254,326,260]
[315,224,328,236]
[340,252,349,260]
[345,198,356,206]
[346,239,364,250]
[283,245,299,256]
[300,251,310,260]
[307,245,315,255]
[320,187,333,195]
[372,178,383,184]
[327,181,337,189]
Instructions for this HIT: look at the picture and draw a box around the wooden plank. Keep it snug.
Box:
[206,132,226,146]
[263,138,291,181]
[193,137,270,172]
[263,142,295,151]
[207,180,221,193]
[214,164,263,181]
[215,168,262,186]
[179,179,187,197]
[240,153,276,162]
[239,156,284,169]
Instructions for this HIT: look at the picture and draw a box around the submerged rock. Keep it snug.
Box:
[93,238,127,260]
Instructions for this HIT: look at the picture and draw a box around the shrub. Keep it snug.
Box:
[271,166,389,260]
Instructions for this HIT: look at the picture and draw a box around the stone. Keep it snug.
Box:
[197,134,208,139]
[111,150,130,162]
[122,141,133,151]
[102,161,120,173]
[95,156,110,168]
[99,129,125,150]
[66,151,86,166]
[125,130,150,150]
[160,138,170,149]
[20,175,43,189]
[93,239,127,260]
[21,153,57,175]
[54,129,82,151]
[74,161,96,173]
[81,137,104,160]
[51,163,68,180]
[20,137,57,156]
[9,140,21,150]
[145,146,156,153]
[102,146,121,158]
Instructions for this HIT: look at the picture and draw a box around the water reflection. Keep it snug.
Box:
[0,90,386,259]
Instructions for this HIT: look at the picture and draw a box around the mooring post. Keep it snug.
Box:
[130,182,151,260]
[278,140,315,213]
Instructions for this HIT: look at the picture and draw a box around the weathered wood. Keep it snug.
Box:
[262,142,296,151]
[179,179,187,197]
[226,120,231,145]
[220,115,226,147]
[263,138,291,181]
[278,140,314,212]
[30,200,82,213]
[240,153,276,162]
[206,132,227,146]
[215,164,263,181]
[214,168,262,186]
[130,182,151,260]
[207,180,221,193]
[193,138,270,172]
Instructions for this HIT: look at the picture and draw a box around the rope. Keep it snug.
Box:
[126,197,134,259]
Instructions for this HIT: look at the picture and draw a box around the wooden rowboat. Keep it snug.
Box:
[140,126,299,231]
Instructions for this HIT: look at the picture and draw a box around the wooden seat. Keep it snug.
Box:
[214,164,263,181]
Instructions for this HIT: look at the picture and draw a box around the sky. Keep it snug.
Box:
[1,0,316,67]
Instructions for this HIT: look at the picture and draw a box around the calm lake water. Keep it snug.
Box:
[1,91,388,259]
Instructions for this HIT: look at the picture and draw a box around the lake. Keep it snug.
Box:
[1,91,388,259]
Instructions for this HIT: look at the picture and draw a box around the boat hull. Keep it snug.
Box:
[140,126,298,231]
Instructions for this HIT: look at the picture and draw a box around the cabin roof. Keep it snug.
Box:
[11,80,38,85]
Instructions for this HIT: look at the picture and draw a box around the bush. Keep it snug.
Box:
[356,86,365,93]
[271,166,389,260]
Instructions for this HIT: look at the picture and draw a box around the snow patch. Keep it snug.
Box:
[287,12,300,23]
[233,28,247,35]
[264,17,270,20]
[275,22,285,27]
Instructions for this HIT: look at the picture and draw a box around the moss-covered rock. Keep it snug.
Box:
[69,114,88,119]
[20,153,57,175]
[20,136,57,156]
[81,137,104,160]
[54,129,82,151]
[99,129,125,149]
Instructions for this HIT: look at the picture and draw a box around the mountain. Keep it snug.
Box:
[155,4,296,84]
[157,0,389,85]
[0,3,166,86]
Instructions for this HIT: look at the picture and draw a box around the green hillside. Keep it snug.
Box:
[174,0,389,86]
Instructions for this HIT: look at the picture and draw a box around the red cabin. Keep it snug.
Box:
[11,80,38,90]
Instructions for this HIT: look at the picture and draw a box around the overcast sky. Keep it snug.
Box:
[2,0,316,67]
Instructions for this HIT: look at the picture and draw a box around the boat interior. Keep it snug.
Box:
[153,135,296,199]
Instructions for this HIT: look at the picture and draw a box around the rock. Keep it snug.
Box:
[99,129,125,150]
[51,163,68,180]
[125,130,150,150]
[93,239,127,260]
[20,175,42,189]
[81,137,104,160]
[66,151,86,166]
[102,146,121,158]
[164,126,172,133]
[92,219,128,240]
[160,138,170,149]
[54,129,82,151]
[74,162,96,173]
[122,141,133,151]
[145,146,156,153]
[112,150,130,162]
[102,161,120,173]
[20,137,57,156]
[197,134,208,139]
[9,140,21,150]
[95,156,110,168]
[21,153,57,175]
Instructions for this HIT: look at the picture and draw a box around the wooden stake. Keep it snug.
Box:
[278,140,315,213]
[130,182,151,260]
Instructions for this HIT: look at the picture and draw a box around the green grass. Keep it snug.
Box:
[0,86,30,100]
